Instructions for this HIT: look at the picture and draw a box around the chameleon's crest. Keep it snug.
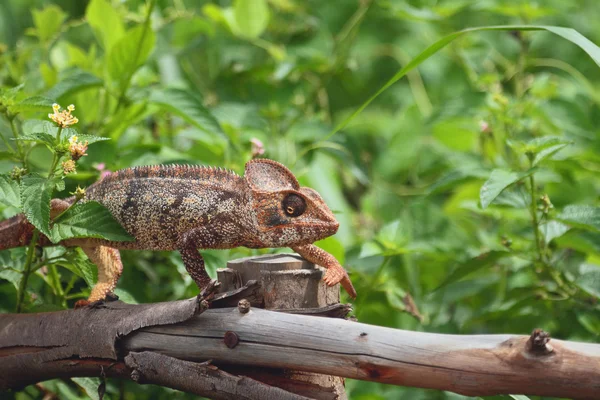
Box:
[245,159,339,247]
[245,159,299,191]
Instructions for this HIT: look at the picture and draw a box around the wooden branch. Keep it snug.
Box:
[2,255,599,399]
[121,307,600,399]
[125,351,311,400]
[3,298,598,398]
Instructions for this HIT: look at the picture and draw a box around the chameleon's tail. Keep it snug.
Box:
[0,213,35,250]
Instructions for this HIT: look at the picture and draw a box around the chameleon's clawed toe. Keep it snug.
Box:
[200,280,221,299]
[105,292,120,302]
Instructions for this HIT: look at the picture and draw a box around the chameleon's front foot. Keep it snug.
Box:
[292,244,357,299]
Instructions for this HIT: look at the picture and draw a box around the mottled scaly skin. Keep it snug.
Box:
[85,165,258,251]
[0,159,357,304]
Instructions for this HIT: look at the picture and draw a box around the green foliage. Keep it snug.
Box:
[20,173,56,237]
[0,0,599,399]
[51,201,134,242]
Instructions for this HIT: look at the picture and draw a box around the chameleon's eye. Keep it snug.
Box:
[282,194,306,217]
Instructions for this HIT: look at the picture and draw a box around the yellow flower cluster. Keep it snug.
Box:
[68,135,88,161]
[48,103,79,128]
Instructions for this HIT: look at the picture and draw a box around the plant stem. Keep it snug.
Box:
[47,127,63,177]
[529,173,543,261]
[16,230,39,312]
[8,116,24,164]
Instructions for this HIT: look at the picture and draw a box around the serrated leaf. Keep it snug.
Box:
[107,24,156,89]
[22,119,58,136]
[149,88,223,135]
[86,0,125,51]
[64,132,110,145]
[44,71,103,100]
[13,132,56,149]
[8,96,55,114]
[21,174,55,237]
[51,201,134,242]
[435,250,509,291]
[480,169,535,209]
[2,84,24,100]
[556,205,600,232]
[0,175,21,208]
[233,0,270,39]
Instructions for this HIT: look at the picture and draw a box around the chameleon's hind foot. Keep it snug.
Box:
[200,279,220,300]
[73,292,119,309]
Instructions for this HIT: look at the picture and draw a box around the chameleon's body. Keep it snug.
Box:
[0,159,356,303]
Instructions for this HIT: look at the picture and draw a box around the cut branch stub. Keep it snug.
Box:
[219,253,340,309]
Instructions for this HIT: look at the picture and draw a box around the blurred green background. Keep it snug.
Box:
[1,0,600,399]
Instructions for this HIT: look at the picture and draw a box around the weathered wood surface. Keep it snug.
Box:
[122,307,600,399]
[218,253,346,399]
[219,253,340,308]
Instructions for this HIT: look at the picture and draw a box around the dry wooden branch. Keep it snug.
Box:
[3,300,600,399]
[121,306,600,399]
[2,254,599,399]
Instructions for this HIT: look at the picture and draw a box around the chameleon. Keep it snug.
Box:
[0,159,356,305]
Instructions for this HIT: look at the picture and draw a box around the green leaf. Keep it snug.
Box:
[0,175,21,208]
[480,169,535,209]
[51,201,134,243]
[435,250,509,290]
[577,313,600,336]
[86,0,125,51]
[508,136,573,166]
[13,132,56,149]
[71,377,101,400]
[233,0,270,39]
[556,205,600,232]
[510,395,532,400]
[21,174,55,237]
[575,263,600,298]
[533,143,570,166]
[540,220,570,244]
[22,120,57,136]
[45,71,103,100]
[31,5,67,43]
[113,288,138,304]
[325,25,600,140]
[149,88,223,135]
[2,84,24,100]
[64,132,110,145]
[107,24,156,88]
[8,96,55,114]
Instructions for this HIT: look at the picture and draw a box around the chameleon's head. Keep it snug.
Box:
[245,159,339,247]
